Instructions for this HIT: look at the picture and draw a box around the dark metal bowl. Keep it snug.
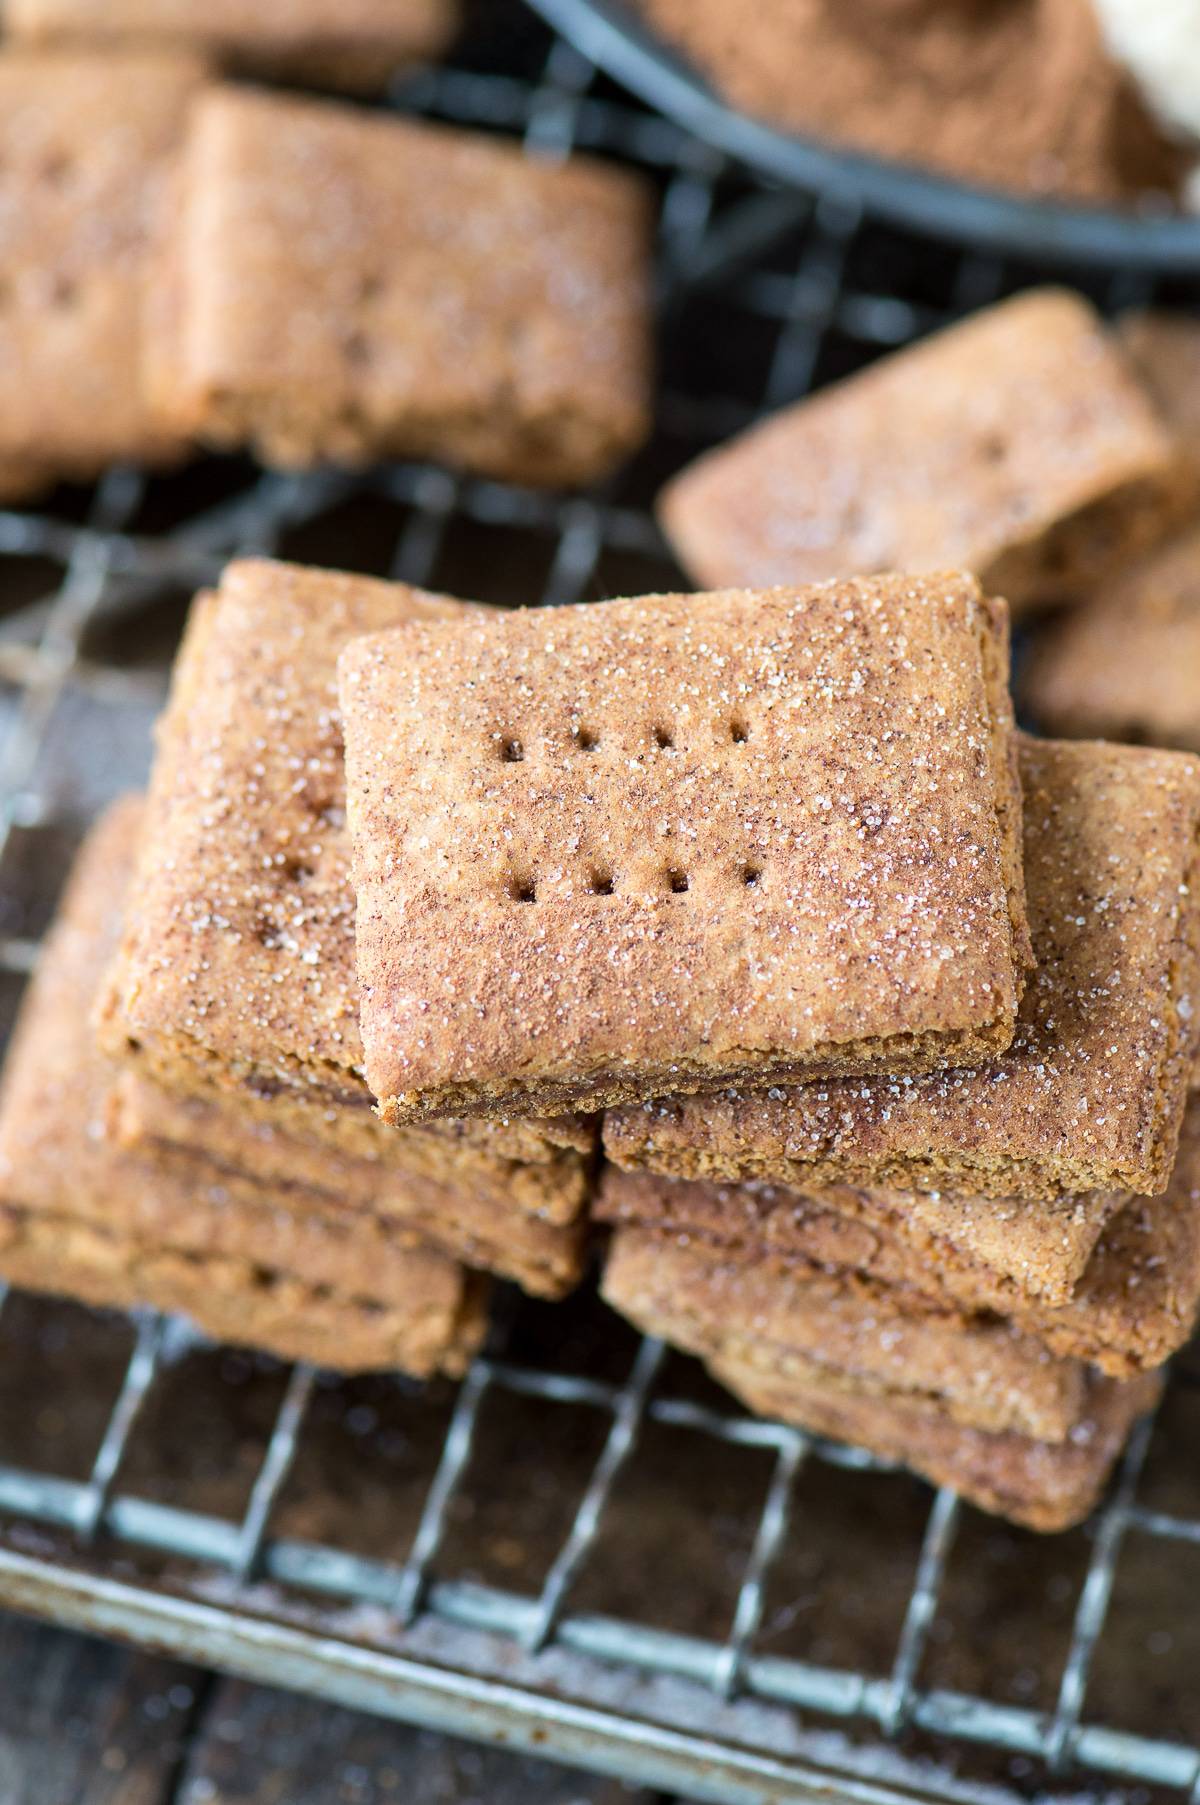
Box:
[525,0,1200,271]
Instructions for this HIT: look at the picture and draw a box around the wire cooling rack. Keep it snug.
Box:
[0,8,1198,1803]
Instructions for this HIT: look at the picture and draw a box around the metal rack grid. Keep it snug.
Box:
[0,10,1197,1803]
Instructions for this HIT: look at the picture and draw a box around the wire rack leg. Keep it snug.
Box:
[525,1334,666,1652]
[712,1429,808,1699]
[391,1363,493,1626]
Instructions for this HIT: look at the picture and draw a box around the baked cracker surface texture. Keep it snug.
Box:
[0,49,208,479]
[0,800,487,1375]
[110,1072,587,1298]
[0,1217,490,1375]
[160,85,654,484]
[712,1353,1160,1533]
[598,1123,1200,1377]
[1024,519,1200,755]
[1116,309,1200,478]
[96,557,594,1189]
[339,571,1030,1122]
[5,0,461,88]
[594,1162,1123,1314]
[605,736,1200,1204]
[659,290,1190,617]
[92,822,581,1303]
[602,1226,1091,1443]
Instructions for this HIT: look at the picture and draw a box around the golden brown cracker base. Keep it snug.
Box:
[598,1107,1200,1378]
[0,49,207,478]
[111,1047,593,1184]
[96,558,593,1183]
[606,737,1200,1204]
[712,1352,1160,1534]
[1024,520,1200,756]
[6,0,461,88]
[659,291,1190,616]
[161,86,653,484]
[1117,309,1200,477]
[596,1165,1122,1311]
[341,572,1029,1122]
[113,1069,591,1234]
[0,1208,488,1377]
[602,1227,1089,1442]
[0,800,489,1373]
[111,1075,587,1297]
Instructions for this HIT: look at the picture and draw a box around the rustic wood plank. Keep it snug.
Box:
[0,1610,206,1805]
[177,1676,661,1805]
[0,1612,670,1804]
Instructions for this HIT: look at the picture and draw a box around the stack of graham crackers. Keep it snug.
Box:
[0,561,598,1377]
[3,552,1197,1535]
[597,730,1200,1529]
[3,7,1200,1557]
[334,559,1200,1534]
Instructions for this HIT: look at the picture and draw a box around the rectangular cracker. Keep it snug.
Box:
[1116,309,1200,479]
[596,1166,1124,1311]
[113,1066,590,1231]
[0,801,487,1375]
[1024,519,1200,755]
[94,800,582,1295]
[6,0,461,88]
[0,1212,489,1377]
[0,49,207,477]
[602,1228,1090,1442]
[158,85,654,485]
[711,1353,1160,1534]
[340,572,1030,1122]
[111,1074,587,1297]
[606,737,1200,1203]
[113,1056,593,1175]
[96,558,595,1191]
[659,290,1191,617]
[598,1100,1200,1376]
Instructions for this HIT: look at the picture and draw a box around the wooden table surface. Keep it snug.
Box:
[0,1613,666,1805]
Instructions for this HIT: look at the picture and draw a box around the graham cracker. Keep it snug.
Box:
[1117,309,1200,478]
[598,1096,1200,1376]
[110,1059,594,1176]
[602,1228,1089,1442]
[595,1166,1123,1311]
[340,572,1029,1121]
[711,1353,1160,1534]
[92,801,584,1293]
[0,1212,489,1376]
[111,1074,588,1297]
[0,801,487,1375]
[606,736,1200,1203]
[112,1065,591,1221]
[0,49,207,478]
[6,0,461,88]
[96,558,595,1192]
[659,290,1190,617]
[159,85,654,485]
[1024,520,1200,755]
